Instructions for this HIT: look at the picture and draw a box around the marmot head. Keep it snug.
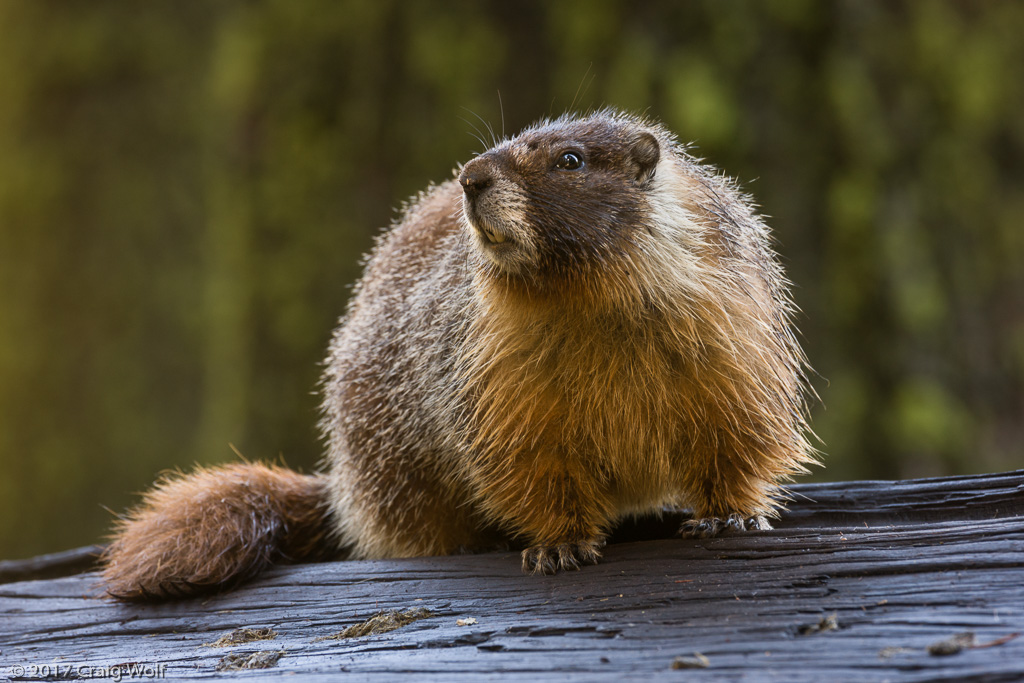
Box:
[458,111,663,284]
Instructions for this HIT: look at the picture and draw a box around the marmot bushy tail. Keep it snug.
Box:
[102,109,816,601]
[102,463,334,600]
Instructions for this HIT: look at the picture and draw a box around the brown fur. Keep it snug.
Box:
[102,110,816,599]
[102,463,333,600]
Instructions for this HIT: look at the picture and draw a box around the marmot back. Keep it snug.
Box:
[102,110,816,599]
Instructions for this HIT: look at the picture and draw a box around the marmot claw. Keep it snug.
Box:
[680,513,773,538]
[521,540,603,574]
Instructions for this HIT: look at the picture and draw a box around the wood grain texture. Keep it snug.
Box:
[2,471,1023,682]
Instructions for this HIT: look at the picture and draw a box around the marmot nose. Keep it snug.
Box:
[459,166,494,199]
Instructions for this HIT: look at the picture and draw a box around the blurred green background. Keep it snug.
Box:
[2,1,1022,560]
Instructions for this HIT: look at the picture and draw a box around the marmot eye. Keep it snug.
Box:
[555,150,584,170]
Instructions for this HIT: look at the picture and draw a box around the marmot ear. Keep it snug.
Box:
[629,132,660,184]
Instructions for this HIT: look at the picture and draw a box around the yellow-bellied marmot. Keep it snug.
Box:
[102,110,816,600]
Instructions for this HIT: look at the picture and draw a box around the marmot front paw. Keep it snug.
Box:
[521,539,604,574]
[680,513,772,539]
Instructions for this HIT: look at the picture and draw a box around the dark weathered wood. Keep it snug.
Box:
[2,471,1023,682]
[0,546,104,585]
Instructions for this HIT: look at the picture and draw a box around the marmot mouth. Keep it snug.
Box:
[481,226,507,244]
[470,216,511,246]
